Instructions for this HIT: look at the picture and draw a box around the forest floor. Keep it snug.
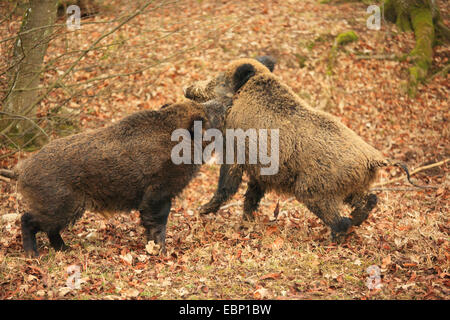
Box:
[0,0,448,300]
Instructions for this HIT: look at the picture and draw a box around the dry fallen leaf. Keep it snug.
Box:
[145,241,161,255]
[381,255,392,270]
[271,237,284,250]
[120,253,133,265]
[253,287,270,299]
[265,225,278,236]
[121,288,140,298]
[260,272,282,280]
[58,287,72,297]
[0,0,447,301]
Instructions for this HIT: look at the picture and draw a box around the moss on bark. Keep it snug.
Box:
[383,0,439,97]
[327,31,358,75]
[396,11,412,31]
[408,6,434,96]
[336,30,359,45]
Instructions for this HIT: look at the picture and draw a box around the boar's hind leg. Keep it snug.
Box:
[346,193,378,226]
[21,212,41,257]
[139,194,172,253]
[304,200,352,244]
[242,177,265,221]
[47,230,69,251]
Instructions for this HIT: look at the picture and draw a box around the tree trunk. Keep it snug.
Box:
[1,0,58,147]
[383,0,447,96]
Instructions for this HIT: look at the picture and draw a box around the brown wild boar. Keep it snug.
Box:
[186,58,422,243]
[0,99,231,256]
[184,56,277,220]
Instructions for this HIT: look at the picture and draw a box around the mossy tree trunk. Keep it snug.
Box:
[1,0,58,148]
[383,0,448,96]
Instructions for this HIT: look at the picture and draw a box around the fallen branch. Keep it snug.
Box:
[219,201,242,210]
[373,158,449,187]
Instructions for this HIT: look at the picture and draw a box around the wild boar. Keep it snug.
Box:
[0,98,231,256]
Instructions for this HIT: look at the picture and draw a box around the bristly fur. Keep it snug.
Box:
[184,56,277,103]
[0,99,231,256]
[187,58,393,242]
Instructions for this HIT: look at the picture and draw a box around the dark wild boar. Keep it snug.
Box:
[0,99,231,256]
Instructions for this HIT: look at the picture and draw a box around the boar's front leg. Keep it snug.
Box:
[139,190,172,254]
[21,212,41,257]
[242,176,265,221]
[199,164,243,215]
[304,199,352,244]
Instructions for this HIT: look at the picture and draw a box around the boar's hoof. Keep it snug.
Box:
[48,232,69,252]
[242,211,255,222]
[331,217,352,244]
[25,249,39,258]
[199,201,221,215]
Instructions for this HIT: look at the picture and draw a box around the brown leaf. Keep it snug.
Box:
[381,255,391,269]
[120,253,133,265]
[253,287,270,299]
[403,263,418,268]
[200,285,209,293]
[265,225,278,236]
[260,272,281,280]
[270,237,284,250]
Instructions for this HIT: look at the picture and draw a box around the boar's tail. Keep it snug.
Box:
[0,169,18,180]
[371,159,435,189]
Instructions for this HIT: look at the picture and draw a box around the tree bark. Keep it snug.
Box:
[383,0,447,96]
[1,0,58,147]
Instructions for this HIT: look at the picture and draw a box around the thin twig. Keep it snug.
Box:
[0,111,49,138]
[373,159,449,187]
[370,187,438,192]
[219,201,242,210]
[1,0,158,136]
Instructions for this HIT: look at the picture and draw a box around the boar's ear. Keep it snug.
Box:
[255,56,276,72]
[233,63,256,92]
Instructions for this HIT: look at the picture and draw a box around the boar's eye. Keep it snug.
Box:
[160,103,171,109]
[213,73,232,98]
